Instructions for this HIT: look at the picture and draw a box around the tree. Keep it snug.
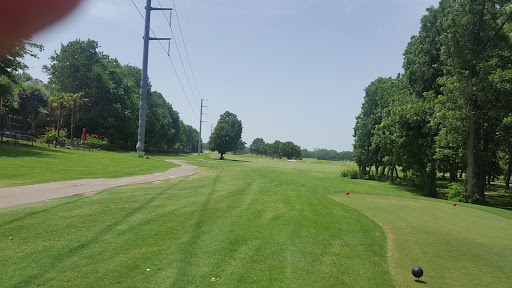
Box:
[68,92,86,144]
[44,39,141,146]
[250,137,266,156]
[269,140,282,159]
[17,83,47,132]
[437,0,512,200]
[353,77,398,178]
[0,76,16,139]
[145,91,180,151]
[49,92,71,147]
[280,141,301,160]
[1,40,42,83]
[1,41,42,137]
[177,120,199,152]
[233,139,246,154]
[208,111,243,160]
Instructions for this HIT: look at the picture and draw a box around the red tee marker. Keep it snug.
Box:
[346,191,350,195]
[453,202,457,207]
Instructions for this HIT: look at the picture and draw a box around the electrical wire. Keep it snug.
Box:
[157,0,199,107]
[172,0,203,101]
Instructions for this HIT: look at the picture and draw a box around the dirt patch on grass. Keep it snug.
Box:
[83,191,99,197]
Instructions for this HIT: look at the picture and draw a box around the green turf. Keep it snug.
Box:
[1,154,393,287]
[0,144,178,187]
[330,186,512,287]
[1,152,511,287]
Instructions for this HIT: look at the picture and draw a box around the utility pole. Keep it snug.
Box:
[136,0,173,153]
[198,99,207,155]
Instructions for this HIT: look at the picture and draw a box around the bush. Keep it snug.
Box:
[446,183,473,203]
[44,127,66,147]
[85,133,109,149]
[376,172,388,182]
[341,168,360,179]
[366,172,376,181]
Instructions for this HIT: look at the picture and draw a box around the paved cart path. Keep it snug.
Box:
[0,160,197,208]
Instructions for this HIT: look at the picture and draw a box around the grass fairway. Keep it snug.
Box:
[1,152,511,287]
[1,154,393,287]
[331,186,512,287]
[0,144,178,187]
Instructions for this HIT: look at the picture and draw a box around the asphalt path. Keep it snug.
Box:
[0,160,197,208]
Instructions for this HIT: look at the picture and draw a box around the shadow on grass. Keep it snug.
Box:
[0,145,67,158]
[221,159,251,163]
[146,152,189,157]
[12,180,185,287]
[389,178,512,211]
[414,279,427,284]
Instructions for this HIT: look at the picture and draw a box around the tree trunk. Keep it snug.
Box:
[375,164,380,176]
[71,103,75,146]
[449,160,457,183]
[359,164,365,179]
[425,160,437,197]
[220,152,225,160]
[465,68,485,201]
[55,103,63,148]
[506,158,512,190]
[389,162,395,184]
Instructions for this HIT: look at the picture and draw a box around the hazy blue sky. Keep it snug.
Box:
[25,0,439,152]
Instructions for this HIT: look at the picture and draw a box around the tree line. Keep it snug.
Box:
[249,138,302,160]
[0,39,199,152]
[301,148,354,162]
[353,0,512,201]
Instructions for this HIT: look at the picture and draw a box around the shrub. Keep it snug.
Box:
[341,168,360,179]
[85,133,109,149]
[376,172,387,182]
[44,127,66,147]
[446,183,473,202]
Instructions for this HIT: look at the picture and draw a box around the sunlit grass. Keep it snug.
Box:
[0,153,392,287]
[1,152,510,287]
[0,144,178,187]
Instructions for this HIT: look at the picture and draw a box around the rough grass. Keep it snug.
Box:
[0,144,178,187]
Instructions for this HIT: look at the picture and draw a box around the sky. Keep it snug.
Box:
[25,0,439,152]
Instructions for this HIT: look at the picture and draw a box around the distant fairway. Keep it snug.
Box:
[1,151,511,287]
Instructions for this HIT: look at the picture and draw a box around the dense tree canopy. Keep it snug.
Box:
[250,138,266,156]
[353,0,512,201]
[1,38,199,152]
[40,39,190,151]
[302,148,354,161]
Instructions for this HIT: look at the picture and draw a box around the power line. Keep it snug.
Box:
[157,0,199,107]
[172,0,203,100]
[130,0,198,120]
[130,0,145,19]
